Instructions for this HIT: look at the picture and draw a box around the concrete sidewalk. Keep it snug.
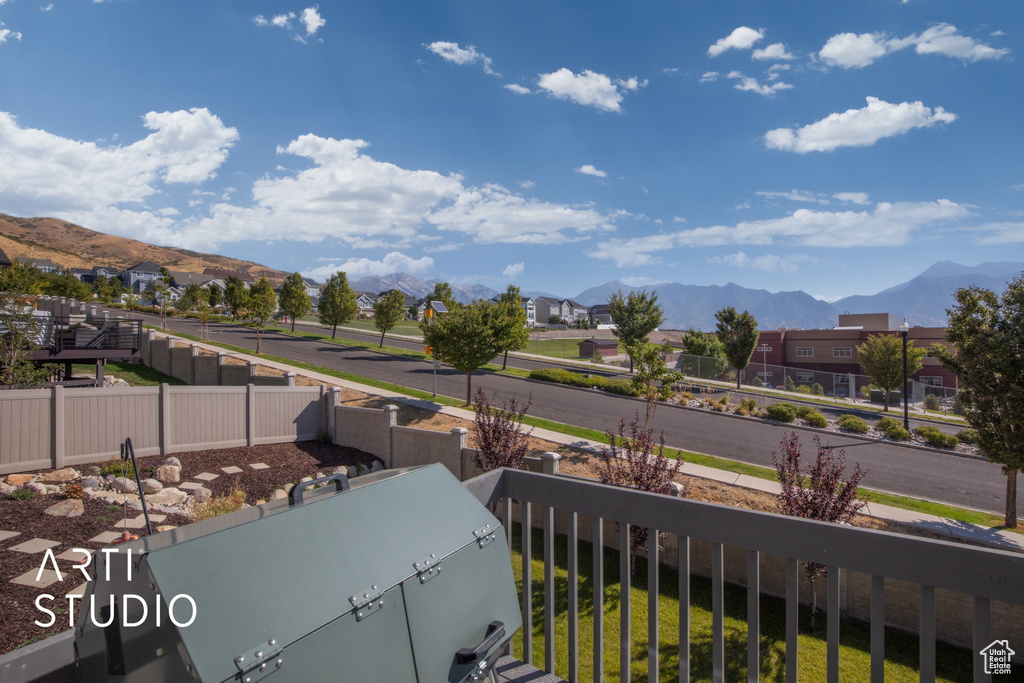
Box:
[162,331,1023,553]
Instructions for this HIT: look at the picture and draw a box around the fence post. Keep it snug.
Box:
[326,387,340,443]
[384,405,398,468]
[52,385,65,469]
[247,383,257,447]
[541,452,561,475]
[160,383,171,455]
[284,372,295,387]
[451,427,467,478]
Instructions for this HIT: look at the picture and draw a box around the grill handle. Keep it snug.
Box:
[455,621,505,665]
[289,473,351,506]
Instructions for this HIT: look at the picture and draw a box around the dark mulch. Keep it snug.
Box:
[0,442,379,657]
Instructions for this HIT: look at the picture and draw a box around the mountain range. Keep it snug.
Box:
[1,214,1019,331]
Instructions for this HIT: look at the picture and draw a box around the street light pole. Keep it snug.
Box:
[900,320,910,431]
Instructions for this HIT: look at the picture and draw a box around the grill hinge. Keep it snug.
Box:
[413,554,442,584]
[473,524,496,549]
[349,585,384,621]
[233,638,283,682]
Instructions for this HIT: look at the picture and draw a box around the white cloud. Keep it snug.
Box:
[41,3,54,10]
[757,190,827,204]
[0,28,23,42]
[764,96,956,153]
[699,71,719,83]
[502,262,525,278]
[537,68,643,113]
[426,41,497,75]
[300,6,325,36]
[587,200,969,267]
[752,43,795,61]
[304,252,435,282]
[272,13,295,29]
[517,180,534,189]
[0,108,238,213]
[728,73,793,97]
[576,164,607,178]
[253,16,269,27]
[504,83,531,95]
[819,24,1008,68]
[974,222,1024,245]
[708,26,764,57]
[833,192,871,205]
[619,276,661,287]
[708,251,815,272]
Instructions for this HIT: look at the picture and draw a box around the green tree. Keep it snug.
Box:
[177,283,205,312]
[123,292,140,319]
[715,307,759,389]
[493,285,529,370]
[224,276,249,321]
[425,282,456,310]
[373,290,406,348]
[195,300,213,340]
[421,299,502,404]
[245,277,277,354]
[207,283,224,309]
[278,272,311,332]
[679,328,728,379]
[627,341,683,431]
[154,267,174,330]
[933,277,1024,527]
[317,272,358,339]
[0,287,49,388]
[607,289,664,372]
[856,333,926,412]
[0,261,44,294]
[43,272,91,300]
[92,275,120,304]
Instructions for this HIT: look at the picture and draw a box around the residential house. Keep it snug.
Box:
[68,268,93,282]
[169,271,222,290]
[15,257,61,274]
[560,298,589,324]
[377,289,417,317]
[489,294,536,327]
[123,262,163,292]
[354,291,377,317]
[590,303,613,325]
[91,265,123,285]
[533,296,563,324]
[302,278,324,299]
[204,268,255,287]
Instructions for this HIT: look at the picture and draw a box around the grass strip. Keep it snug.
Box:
[71,361,185,387]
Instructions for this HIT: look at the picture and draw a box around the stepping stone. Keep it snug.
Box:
[0,530,22,543]
[88,531,122,545]
[179,482,203,490]
[148,514,167,523]
[55,548,93,564]
[249,463,270,470]
[113,516,148,530]
[8,538,61,554]
[194,472,219,482]
[65,583,87,598]
[10,568,62,589]
[220,466,243,474]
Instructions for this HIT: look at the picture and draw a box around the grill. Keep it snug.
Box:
[73,464,523,682]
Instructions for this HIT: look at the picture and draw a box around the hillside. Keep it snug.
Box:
[0,214,288,281]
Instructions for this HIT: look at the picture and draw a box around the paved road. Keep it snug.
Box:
[134,312,1020,515]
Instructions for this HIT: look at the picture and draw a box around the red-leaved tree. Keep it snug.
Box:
[472,389,533,472]
[772,432,866,628]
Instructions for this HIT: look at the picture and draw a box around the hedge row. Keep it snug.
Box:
[529,368,639,397]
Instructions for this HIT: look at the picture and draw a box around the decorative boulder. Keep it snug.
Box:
[44,499,84,518]
[140,479,164,494]
[370,460,384,472]
[6,474,36,486]
[154,465,181,484]
[192,487,213,503]
[111,477,139,494]
[26,483,48,495]
[80,477,104,490]
[667,482,686,497]
[83,465,102,477]
[163,457,182,468]
[270,489,288,501]
[147,487,187,506]
[347,466,359,479]
[38,468,79,484]
[331,466,348,476]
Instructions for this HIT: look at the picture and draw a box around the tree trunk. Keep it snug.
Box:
[502,350,509,371]
[291,317,296,332]
[736,374,741,390]
[1006,469,1018,528]
[809,578,817,630]
[332,323,337,340]
[379,330,385,348]
[466,372,472,405]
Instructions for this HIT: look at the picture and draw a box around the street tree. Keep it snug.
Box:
[194,300,213,340]
[207,284,223,309]
[154,267,174,330]
[245,277,277,354]
[679,328,728,379]
[607,289,664,372]
[123,292,140,319]
[317,271,357,339]
[421,299,502,404]
[224,276,249,321]
[372,290,406,348]
[43,272,90,300]
[278,272,311,332]
[715,307,759,389]
[856,333,926,412]
[933,277,1024,527]
[493,285,529,370]
[0,286,48,388]
[627,340,683,431]
[0,261,44,294]
[177,283,205,312]
[425,282,456,310]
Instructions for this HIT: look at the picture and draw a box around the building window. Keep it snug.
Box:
[833,347,852,358]
[796,372,814,383]
[921,376,943,387]
[796,347,813,357]
[757,371,773,378]
[834,374,850,385]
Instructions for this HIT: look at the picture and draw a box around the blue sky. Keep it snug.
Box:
[0,1,1021,300]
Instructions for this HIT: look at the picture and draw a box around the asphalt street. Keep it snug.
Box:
[130,311,1020,515]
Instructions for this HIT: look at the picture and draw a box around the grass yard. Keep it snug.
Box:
[525,338,619,361]
[71,361,185,387]
[509,524,973,682]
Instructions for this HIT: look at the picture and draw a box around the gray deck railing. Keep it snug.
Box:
[464,468,1024,683]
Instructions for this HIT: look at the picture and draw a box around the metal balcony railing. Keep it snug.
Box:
[464,468,1024,683]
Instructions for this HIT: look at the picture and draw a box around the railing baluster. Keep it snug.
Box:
[920,585,935,682]
[568,512,579,683]
[648,527,659,683]
[621,523,631,683]
[544,505,555,674]
[973,596,990,683]
[786,557,799,683]
[504,496,514,658]
[679,536,690,683]
[747,550,759,683]
[827,566,840,683]
[871,575,885,682]
[712,542,724,683]
[594,517,604,683]
[522,501,532,666]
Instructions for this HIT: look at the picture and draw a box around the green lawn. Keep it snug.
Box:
[510,524,972,682]
[525,338,619,361]
[72,361,184,387]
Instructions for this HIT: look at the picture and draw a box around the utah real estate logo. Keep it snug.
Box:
[979,640,1015,676]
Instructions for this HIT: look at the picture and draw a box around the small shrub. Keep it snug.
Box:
[884,424,912,441]
[751,377,764,388]
[923,394,941,411]
[192,486,247,521]
[875,417,901,433]
[95,516,109,524]
[795,385,812,395]
[62,483,84,500]
[766,402,797,423]
[802,410,828,428]
[710,401,726,412]
[315,429,332,445]
[720,393,730,405]
[8,487,37,500]
[680,391,693,401]
[956,428,979,445]
[98,459,135,479]
[735,406,750,417]
[795,406,815,420]
[951,394,965,416]
[740,397,758,412]
[915,426,958,449]
[810,383,825,396]
[838,414,869,434]
[783,376,796,392]
[473,389,533,472]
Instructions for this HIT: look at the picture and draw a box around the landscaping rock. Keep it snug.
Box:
[44,499,84,517]
[331,466,348,476]
[43,485,63,495]
[667,482,686,497]
[299,476,313,484]
[80,477,104,490]
[192,487,212,503]
[6,474,36,486]
[370,460,384,472]
[347,465,359,478]
[270,489,288,501]
[154,465,181,484]
[26,483,48,495]
[83,465,102,477]
[37,468,79,484]
[156,525,176,533]
[105,474,116,482]
[148,488,187,506]
[163,457,182,468]
[314,472,325,480]
[140,479,163,494]
[111,477,139,494]
[283,482,294,494]
[0,483,15,495]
